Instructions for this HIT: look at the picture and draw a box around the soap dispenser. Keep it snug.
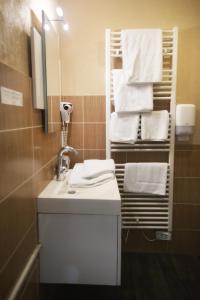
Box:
[176,104,196,141]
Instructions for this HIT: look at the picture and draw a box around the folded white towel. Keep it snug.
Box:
[124,163,168,195]
[121,29,162,83]
[110,112,139,144]
[69,163,115,188]
[112,69,153,113]
[141,110,169,140]
[82,159,115,179]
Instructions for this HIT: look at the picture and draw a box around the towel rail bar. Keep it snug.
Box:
[106,27,178,234]
[111,149,170,152]
[120,193,169,197]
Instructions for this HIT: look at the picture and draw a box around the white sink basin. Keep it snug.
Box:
[37,170,121,215]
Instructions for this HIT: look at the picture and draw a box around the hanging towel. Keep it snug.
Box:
[110,112,139,144]
[124,163,168,195]
[82,159,115,179]
[112,69,153,112]
[121,29,162,83]
[141,110,169,140]
[69,163,115,188]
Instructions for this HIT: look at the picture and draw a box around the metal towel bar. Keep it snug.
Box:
[105,28,178,234]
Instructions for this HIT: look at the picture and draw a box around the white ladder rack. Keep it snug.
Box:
[105,28,178,234]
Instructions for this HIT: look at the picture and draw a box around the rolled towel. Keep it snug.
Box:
[69,163,115,188]
[141,110,169,140]
[121,29,162,84]
[83,159,115,179]
[110,112,140,144]
[124,163,168,195]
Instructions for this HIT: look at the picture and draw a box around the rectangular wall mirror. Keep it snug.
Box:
[42,10,61,133]
[31,27,45,110]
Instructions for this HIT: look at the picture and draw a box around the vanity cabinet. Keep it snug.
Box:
[37,177,121,285]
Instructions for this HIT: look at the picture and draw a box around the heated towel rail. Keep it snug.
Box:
[105,28,178,235]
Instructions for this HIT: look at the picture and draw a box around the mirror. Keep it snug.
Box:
[42,10,61,133]
[31,27,45,110]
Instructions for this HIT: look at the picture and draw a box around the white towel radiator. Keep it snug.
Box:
[105,28,178,236]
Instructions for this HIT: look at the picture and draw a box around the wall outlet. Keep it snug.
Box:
[156,231,171,240]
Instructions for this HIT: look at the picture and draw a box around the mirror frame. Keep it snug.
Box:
[41,10,49,134]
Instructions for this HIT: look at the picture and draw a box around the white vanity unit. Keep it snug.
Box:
[37,173,121,286]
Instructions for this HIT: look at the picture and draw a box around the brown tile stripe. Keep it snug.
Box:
[175,144,200,151]
[62,95,106,163]
[168,230,200,255]
[123,229,200,256]
[174,178,200,204]
[0,180,36,270]
[0,156,56,299]
[0,63,33,130]
[174,147,200,177]
[0,155,57,205]
[62,96,84,123]
[0,128,34,200]
[173,204,200,231]
[0,224,37,300]
[32,124,60,172]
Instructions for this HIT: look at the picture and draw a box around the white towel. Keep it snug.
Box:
[82,159,115,179]
[141,110,169,140]
[124,163,168,195]
[110,112,139,144]
[121,29,162,83]
[112,69,153,112]
[69,163,114,188]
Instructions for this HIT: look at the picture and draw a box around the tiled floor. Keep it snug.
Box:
[40,253,200,300]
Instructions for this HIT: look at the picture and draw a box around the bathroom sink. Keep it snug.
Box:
[37,170,121,215]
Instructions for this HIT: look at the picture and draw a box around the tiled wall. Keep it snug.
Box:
[61,95,200,255]
[62,96,106,164]
[121,144,200,255]
[0,63,61,299]
[0,81,199,298]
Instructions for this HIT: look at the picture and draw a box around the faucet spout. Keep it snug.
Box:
[56,146,78,181]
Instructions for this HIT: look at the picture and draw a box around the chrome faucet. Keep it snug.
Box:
[56,146,78,181]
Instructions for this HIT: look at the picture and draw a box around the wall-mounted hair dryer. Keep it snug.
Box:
[60,102,73,124]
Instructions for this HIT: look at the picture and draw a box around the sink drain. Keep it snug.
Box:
[68,189,76,194]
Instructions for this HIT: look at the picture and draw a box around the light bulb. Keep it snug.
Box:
[44,23,50,31]
[63,23,69,31]
[56,7,64,17]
